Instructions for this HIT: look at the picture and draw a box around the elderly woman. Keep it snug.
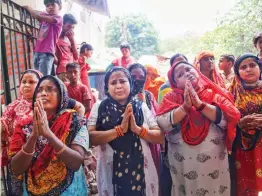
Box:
[88,67,164,196]
[8,76,89,195]
[157,61,240,196]
[194,50,226,88]
[229,54,262,196]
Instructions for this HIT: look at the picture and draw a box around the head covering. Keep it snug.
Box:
[144,65,166,100]
[96,67,146,195]
[194,50,226,88]
[128,63,154,110]
[157,61,240,152]
[233,53,262,80]
[9,76,85,195]
[229,54,262,150]
[32,75,69,112]
[19,69,43,97]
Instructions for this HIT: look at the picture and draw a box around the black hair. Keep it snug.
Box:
[220,54,235,64]
[44,0,62,6]
[170,53,188,67]
[21,69,42,81]
[66,62,81,71]
[120,42,131,50]
[253,32,262,47]
[63,14,77,25]
[128,63,146,77]
[80,42,93,53]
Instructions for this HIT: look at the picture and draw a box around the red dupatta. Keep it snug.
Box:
[194,50,226,89]
[157,62,240,152]
[9,110,77,195]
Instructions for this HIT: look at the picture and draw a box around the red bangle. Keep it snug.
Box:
[139,127,147,138]
[196,102,207,111]
[115,126,124,137]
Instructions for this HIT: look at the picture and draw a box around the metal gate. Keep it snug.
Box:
[1,0,39,195]
[1,0,39,109]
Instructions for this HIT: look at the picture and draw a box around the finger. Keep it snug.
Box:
[35,107,42,123]
[34,104,38,121]
[36,101,44,117]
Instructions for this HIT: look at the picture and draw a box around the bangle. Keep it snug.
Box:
[21,145,35,156]
[115,126,124,137]
[54,144,66,155]
[196,102,207,112]
[139,127,148,138]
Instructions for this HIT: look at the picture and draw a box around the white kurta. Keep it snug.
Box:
[88,102,159,196]
[157,109,230,196]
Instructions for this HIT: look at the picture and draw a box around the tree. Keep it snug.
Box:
[159,0,262,59]
[105,14,159,59]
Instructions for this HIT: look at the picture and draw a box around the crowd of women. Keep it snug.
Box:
[1,32,262,196]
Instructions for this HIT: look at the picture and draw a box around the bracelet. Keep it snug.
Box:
[21,145,35,156]
[115,126,124,137]
[196,102,207,112]
[54,144,66,155]
[139,127,148,138]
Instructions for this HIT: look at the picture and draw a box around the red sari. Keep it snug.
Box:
[157,62,240,152]
[229,77,262,196]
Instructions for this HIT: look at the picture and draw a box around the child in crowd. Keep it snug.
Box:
[55,14,78,82]
[23,0,63,76]
[91,88,100,104]
[78,43,93,89]
[78,43,94,109]
[65,62,91,114]
[218,54,235,88]
[253,32,262,61]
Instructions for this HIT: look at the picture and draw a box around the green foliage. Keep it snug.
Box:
[105,14,159,59]
[159,0,262,60]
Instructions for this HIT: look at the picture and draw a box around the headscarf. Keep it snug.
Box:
[96,66,146,195]
[229,53,262,150]
[194,50,226,88]
[157,61,240,152]
[144,65,166,100]
[128,63,153,110]
[8,76,86,196]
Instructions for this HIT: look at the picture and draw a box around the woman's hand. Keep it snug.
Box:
[239,114,262,130]
[35,100,53,139]
[129,105,142,135]
[120,103,132,134]
[188,81,202,109]
[182,80,192,112]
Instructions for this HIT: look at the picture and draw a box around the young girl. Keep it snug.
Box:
[1,70,43,166]
[78,42,94,110]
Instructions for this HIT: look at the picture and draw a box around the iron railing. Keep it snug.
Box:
[1,0,39,109]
